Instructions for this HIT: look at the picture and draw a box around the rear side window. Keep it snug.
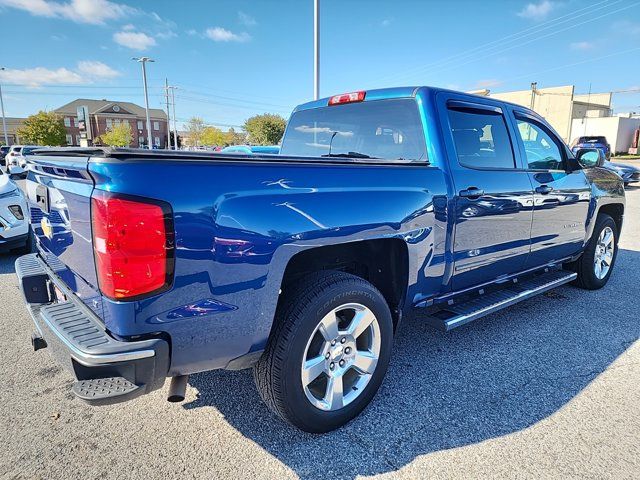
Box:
[447,107,515,169]
[280,99,427,161]
[515,118,564,170]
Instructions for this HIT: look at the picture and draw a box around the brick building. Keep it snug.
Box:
[54,99,168,148]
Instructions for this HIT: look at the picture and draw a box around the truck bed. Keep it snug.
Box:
[25,148,445,376]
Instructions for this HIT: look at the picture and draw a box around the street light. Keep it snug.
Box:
[132,57,154,149]
[313,0,320,100]
[0,67,8,146]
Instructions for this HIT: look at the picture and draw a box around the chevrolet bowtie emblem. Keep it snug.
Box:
[41,217,53,240]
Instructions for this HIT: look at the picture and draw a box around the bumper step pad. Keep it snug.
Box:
[72,377,144,406]
[420,269,577,331]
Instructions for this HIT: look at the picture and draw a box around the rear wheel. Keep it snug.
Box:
[253,271,393,433]
[567,213,618,290]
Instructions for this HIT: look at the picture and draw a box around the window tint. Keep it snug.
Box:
[280,99,426,161]
[515,118,563,170]
[447,107,515,169]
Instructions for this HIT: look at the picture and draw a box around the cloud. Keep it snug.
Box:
[517,1,556,21]
[476,79,502,89]
[77,60,120,79]
[0,61,120,87]
[570,41,594,50]
[186,29,197,36]
[205,27,250,42]
[381,18,392,27]
[611,20,640,36]
[238,11,256,27]
[113,30,157,50]
[122,23,135,31]
[149,11,177,39]
[0,0,136,24]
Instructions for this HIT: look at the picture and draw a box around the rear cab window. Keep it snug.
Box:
[280,98,427,162]
[447,104,515,169]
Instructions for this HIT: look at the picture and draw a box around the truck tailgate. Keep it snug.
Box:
[26,155,102,317]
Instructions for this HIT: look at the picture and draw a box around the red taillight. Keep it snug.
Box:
[91,191,174,300]
[328,91,366,106]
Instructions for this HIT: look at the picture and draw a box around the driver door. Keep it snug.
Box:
[510,109,591,267]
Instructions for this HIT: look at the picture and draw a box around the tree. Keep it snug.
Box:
[201,126,226,147]
[225,127,246,146]
[99,122,133,147]
[17,110,67,146]
[186,116,205,146]
[243,113,286,145]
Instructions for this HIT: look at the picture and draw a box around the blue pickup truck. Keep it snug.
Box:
[16,87,625,432]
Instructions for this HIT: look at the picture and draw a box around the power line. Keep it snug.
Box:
[174,94,290,114]
[377,0,635,85]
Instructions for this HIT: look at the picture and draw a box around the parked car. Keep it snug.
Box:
[0,169,30,252]
[0,145,10,167]
[601,161,640,187]
[571,135,611,159]
[221,145,280,154]
[5,145,41,175]
[16,86,624,433]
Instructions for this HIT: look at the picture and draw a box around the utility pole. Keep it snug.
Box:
[170,87,178,150]
[133,57,154,149]
[0,67,8,145]
[314,0,320,100]
[583,82,592,136]
[530,82,537,110]
[165,78,171,149]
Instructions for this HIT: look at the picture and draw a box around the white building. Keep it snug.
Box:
[472,85,639,154]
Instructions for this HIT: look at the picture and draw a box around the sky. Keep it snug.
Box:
[0,0,639,130]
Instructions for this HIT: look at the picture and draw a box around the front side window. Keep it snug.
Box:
[515,118,563,170]
[447,107,515,169]
[280,98,426,161]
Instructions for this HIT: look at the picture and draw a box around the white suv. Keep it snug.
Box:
[0,169,30,252]
[5,145,40,175]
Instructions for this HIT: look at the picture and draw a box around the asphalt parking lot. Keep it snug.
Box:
[1,177,639,480]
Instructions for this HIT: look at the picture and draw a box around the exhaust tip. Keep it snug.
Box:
[167,375,188,403]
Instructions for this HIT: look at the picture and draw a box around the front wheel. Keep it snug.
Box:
[253,271,394,433]
[567,213,618,289]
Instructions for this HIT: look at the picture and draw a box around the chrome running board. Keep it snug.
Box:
[421,270,577,332]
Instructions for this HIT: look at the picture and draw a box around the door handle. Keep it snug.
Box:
[459,187,485,199]
[535,185,553,195]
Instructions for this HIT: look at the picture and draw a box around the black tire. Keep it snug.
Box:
[253,271,393,433]
[567,213,618,290]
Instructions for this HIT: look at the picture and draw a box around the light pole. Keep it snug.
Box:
[133,57,154,149]
[314,0,320,100]
[0,67,8,145]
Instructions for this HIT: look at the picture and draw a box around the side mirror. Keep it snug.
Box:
[575,148,605,168]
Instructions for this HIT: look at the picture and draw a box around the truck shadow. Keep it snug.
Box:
[185,248,640,479]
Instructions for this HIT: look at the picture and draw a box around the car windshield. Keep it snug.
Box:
[22,147,37,154]
[280,98,427,161]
